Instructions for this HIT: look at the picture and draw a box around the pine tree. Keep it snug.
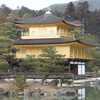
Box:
[13,74,29,90]
[33,46,68,85]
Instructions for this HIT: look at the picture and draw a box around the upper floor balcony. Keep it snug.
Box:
[21,31,75,40]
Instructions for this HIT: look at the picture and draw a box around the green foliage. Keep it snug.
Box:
[39,46,65,59]
[0,4,11,16]
[0,10,6,23]
[19,6,37,18]
[47,0,100,12]
[0,60,9,72]
[13,74,29,90]
[7,10,20,22]
[95,72,100,77]
[18,55,35,79]
[0,35,12,72]
[21,13,33,20]
[19,55,35,68]
[18,46,67,85]
[4,55,18,71]
[38,46,66,73]
[4,55,16,63]
[10,47,20,54]
[33,46,67,84]
[58,73,73,87]
[0,22,22,39]
[69,29,98,44]
[0,36,12,56]
[93,66,99,73]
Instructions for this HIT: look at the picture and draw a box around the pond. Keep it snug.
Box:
[0,85,100,100]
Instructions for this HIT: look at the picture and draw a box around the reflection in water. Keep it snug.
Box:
[78,88,85,100]
[72,86,100,100]
[1,86,100,100]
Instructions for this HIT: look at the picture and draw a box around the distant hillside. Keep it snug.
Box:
[43,0,100,12]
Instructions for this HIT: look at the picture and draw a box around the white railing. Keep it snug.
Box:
[21,31,75,40]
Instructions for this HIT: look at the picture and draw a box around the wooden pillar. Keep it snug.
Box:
[69,64,70,73]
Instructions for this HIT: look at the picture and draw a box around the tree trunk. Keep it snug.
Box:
[60,82,62,87]
[24,66,27,82]
[39,75,49,85]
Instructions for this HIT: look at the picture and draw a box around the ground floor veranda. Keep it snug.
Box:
[1,58,91,79]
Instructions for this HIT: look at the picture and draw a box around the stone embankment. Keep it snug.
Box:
[0,79,82,98]
[0,86,81,97]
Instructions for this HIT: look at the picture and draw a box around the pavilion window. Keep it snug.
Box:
[49,29,55,35]
[31,30,37,36]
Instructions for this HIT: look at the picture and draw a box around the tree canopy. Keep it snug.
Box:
[18,46,68,85]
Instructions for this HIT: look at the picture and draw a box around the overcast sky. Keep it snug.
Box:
[0,0,78,10]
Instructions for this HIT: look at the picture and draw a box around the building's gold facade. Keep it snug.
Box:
[14,11,96,60]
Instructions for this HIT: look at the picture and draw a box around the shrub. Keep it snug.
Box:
[13,74,29,90]
[93,66,99,73]
[58,73,73,87]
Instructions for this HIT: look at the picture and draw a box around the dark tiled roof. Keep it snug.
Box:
[13,38,77,45]
[12,38,98,47]
[14,13,80,27]
[15,14,62,24]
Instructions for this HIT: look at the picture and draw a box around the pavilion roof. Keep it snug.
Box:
[13,38,98,47]
[14,13,80,27]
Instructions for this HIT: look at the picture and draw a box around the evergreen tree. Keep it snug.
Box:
[18,55,35,80]
[0,4,11,16]
[58,73,73,87]
[33,46,67,85]
[75,1,90,20]
[0,22,22,39]
[36,10,45,16]
[13,74,29,90]
[53,11,63,17]
[64,2,75,21]
[21,13,33,20]
[0,36,12,73]
[19,6,36,18]
[18,46,68,85]
[0,10,6,24]
[7,10,20,22]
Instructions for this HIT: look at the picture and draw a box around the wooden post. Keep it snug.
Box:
[69,64,70,73]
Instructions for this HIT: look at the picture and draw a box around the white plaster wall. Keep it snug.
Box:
[78,64,85,75]
[78,65,82,75]
[29,26,58,38]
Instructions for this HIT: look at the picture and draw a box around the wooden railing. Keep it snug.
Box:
[60,33,75,40]
[16,52,93,60]
[21,31,75,40]
[69,53,92,59]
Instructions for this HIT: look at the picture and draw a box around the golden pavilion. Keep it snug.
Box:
[13,10,97,75]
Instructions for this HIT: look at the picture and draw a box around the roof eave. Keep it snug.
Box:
[14,19,64,25]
